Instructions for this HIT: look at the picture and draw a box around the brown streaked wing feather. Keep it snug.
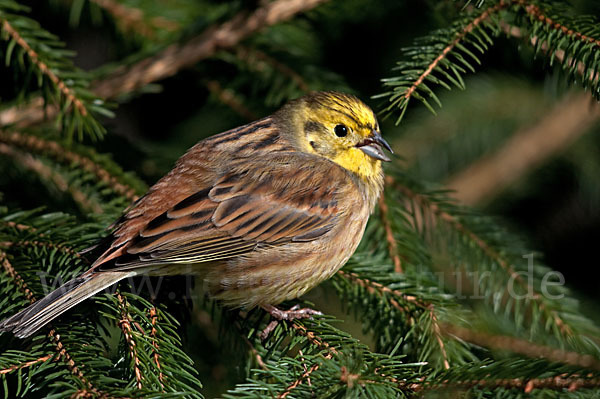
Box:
[100,155,342,270]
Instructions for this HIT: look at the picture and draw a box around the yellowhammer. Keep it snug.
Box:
[0,91,393,338]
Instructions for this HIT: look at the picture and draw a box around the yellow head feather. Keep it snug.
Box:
[280,91,389,181]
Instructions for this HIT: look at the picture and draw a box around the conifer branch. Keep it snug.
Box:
[117,292,143,389]
[148,306,164,386]
[377,195,403,273]
[206,80,257,121]
[520,1,600,48]
[234,45,310,93]
[337,270,426,311]
[391,178,574,338]
[443,324,600,370]
[0,0,328,129]
[425,374,600,393]
[0,240,81,258]
[0,130,141,201]
[446,92,600,205]
[0,249,103,395]
[90,0,179,38]
[0,143,104,214]
[403,2,506,106]
[0,19,87,117]
[0,354,53,375]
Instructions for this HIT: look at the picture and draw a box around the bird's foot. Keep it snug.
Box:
[259,304,322,340]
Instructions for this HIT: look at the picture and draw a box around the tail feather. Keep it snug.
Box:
[0,272,129,338]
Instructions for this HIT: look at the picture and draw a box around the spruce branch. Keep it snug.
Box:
[0,353,53,375]
[377,195,403,273]
[0,19,86,117]
[234,45,310,93]
[205,80,257,121]
[148,306,165,387]
[446,92,600,205]
[90,0,179,39]
[0,249,105,396]
[0,1,109,140]
[0,130,143,201]
[116,292,144,390]
[0,143,104,214]
[391,177,575,339]
[443,324,600,370]
[423,370,600,393]
[378,2,505,122]
[0,0,329,131]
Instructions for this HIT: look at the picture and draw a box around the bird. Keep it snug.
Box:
[0,91,393,338]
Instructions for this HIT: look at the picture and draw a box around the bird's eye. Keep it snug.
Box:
[334,124,348,137]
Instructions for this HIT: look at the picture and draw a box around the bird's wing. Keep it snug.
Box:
[99,157,342,270]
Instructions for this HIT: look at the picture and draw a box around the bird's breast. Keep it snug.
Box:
[206,202,370,308]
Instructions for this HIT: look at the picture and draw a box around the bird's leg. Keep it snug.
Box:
[259,304,322,340]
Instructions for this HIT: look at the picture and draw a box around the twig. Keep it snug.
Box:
[443,324,600,370]
[520,2,600,48]
[148,306,165,386]
[0,250,102,395]
[337,270,450,368]
[0,0,328,129]
[205,80,257,121]
[90,0,179,38]
[0,354,53,375]
[445,92,600,205]
[337,270,425,311]
[0,143,104,214]
[0,130,139,201]
[393,179,574,338]
[234,45,310,92]
[0,19,87,116]
[116,293,143,389]
[421,374,600,393]
[403,2,507,102]
[429,308,450,370]
[378,195,403,273]
[277,323,335,398]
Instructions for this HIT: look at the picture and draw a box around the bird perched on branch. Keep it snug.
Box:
[0,91,392,338]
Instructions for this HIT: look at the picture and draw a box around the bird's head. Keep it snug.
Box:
[278,91,393,181]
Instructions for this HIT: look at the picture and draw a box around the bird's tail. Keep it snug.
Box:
[0,271,130,338]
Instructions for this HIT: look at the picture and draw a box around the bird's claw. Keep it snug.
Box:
[259,304,322,340]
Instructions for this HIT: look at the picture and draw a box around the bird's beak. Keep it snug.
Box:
[355,130,393,162]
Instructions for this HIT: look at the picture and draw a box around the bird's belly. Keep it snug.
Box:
[206,214,368,308]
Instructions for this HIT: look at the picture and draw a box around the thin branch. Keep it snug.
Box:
[148,306,164,386]
[403,2,507,102]
[205,80,257,121]
[378,195,403,273]
[0,250,102,394]
[337,270,426,311]
[520,1,600,48]
[336,270,449,368]
[116,293,143,390]
[446,92,600,205]
[0,0,328,129]
[0,239,81,257]
[421,374,600,393]
[90,0,179,38]
[443,323,600,370]
[0,354,53,375]
[0,19,87,116]
[0,130,140,201]
[277,323,335,399]
[234,45,310,92]
[0,143,104,214]
[393,178,574,338]
[430,309,450,370]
